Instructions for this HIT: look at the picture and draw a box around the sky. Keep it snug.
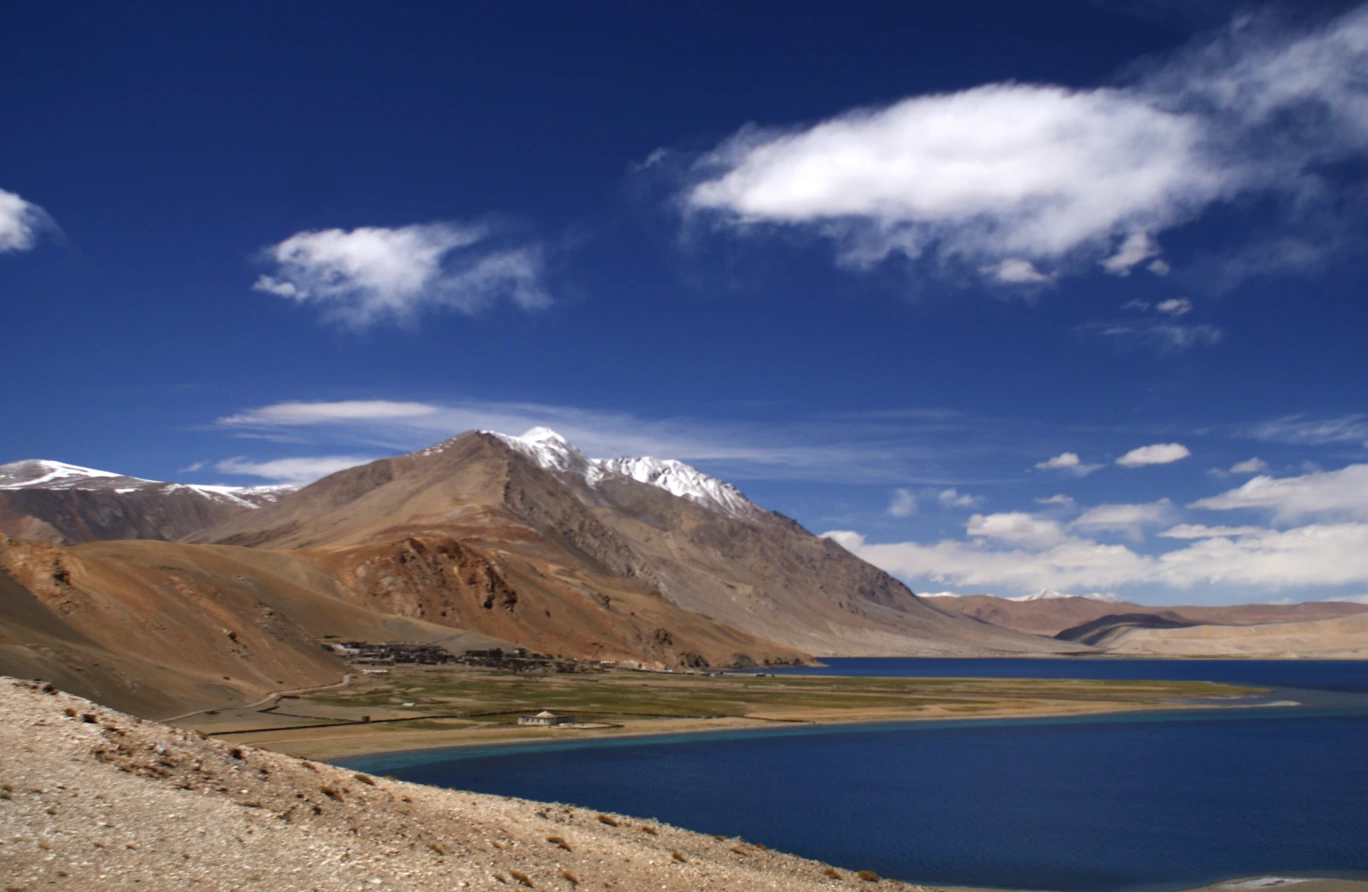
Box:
[4,0,1368,605]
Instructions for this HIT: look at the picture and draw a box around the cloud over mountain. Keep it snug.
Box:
[253,222,551,329]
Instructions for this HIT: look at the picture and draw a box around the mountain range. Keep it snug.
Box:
[0,429,1077,717]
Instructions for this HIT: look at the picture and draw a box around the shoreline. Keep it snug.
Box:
[236,694,1274,764]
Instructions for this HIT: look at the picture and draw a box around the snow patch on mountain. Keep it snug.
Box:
[0,459,295,507]
[484,428,763,520]
[0,460,141,490]
[1008,589,1121,603]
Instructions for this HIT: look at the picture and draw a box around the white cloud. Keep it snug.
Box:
[967,512,1069,549]
[0,189,55,253]
[1327,594,1368,604]
[1190,463,1368,523]
[937,487,982,508]
[1230,457,1269,474]
[1077,319,1224,352]
[1036,494,1075,505]
[1246,414,1368,446]
[1034,452,1103,477]
[1147,259,1172,275]
[254,222,551,328]
[683,6,1368,285]
[890,486,981,516]
[988,258,1053,284]
[214,455,378,484]
[1071,499,1176,540]
[831,520,1368,597]
[821,530,867,552]
[1116,442,1191,467]
[1155,297,1193,316]
[1159,523,1271,539]
[219,400,441,427]
[1100,232,1162,276]
[688,84,1221,274]
[888,488,918,517]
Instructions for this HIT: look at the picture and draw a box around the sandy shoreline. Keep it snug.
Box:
[216,696,1255,763]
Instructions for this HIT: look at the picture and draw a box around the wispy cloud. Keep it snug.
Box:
[1076,318,1225,352]
[679,6,1368,287]
[211,398,1025,487]
[1071,499,1176,541]
[888,486,982,517]
[1230,457,1269,474]
[219,401,441,427]
[1244,413,1368,447]
[253,222,551,329]
[214,455,379,484]
[0,188,57,253]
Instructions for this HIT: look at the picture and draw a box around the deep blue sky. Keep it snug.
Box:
[4,1,1367,603]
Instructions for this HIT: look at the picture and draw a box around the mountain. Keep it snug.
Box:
[931,593,1368,647]
[0,459,292,545]
[1093,611,1368,658]
[192,428,1078,658]
[0,429,1083,718]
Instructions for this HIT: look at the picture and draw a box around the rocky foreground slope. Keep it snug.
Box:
[0,677,923,892]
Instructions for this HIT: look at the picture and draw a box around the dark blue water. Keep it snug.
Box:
[341,659,1368,891]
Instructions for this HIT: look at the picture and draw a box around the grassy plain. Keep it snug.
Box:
[182,665,1260,761]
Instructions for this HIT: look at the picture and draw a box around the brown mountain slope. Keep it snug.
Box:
[933,594,1368,638]
[194,430,1081,657]
[0,536,488,717]
[0,525,804,718]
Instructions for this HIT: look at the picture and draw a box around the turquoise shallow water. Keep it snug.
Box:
[340,659,1368,892]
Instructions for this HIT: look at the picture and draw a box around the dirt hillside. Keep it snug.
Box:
[0,677,928,892]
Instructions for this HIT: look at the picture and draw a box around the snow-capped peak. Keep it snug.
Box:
[484,427,598,480]
[597,455,759,519]
[1008,589,1121,603]
[484,428,763,520]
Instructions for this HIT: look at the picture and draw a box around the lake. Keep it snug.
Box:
[340,659,1368,891]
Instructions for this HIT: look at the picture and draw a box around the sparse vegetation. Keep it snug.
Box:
[857,869,881,882]
[596,813,618,826]
[352,772,376,785]
[427,842,446,856]
[509,869,535,887]
[640,824,658,836]
[822,866,842,879]
[546,835,571,851]
[559,868,580,885]
[671,850,687,863]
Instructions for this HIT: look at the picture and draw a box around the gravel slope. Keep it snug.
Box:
[0,677,926,892]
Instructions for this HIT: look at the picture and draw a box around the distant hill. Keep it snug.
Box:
[930,593,1368,658]
[0,459,291,544]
